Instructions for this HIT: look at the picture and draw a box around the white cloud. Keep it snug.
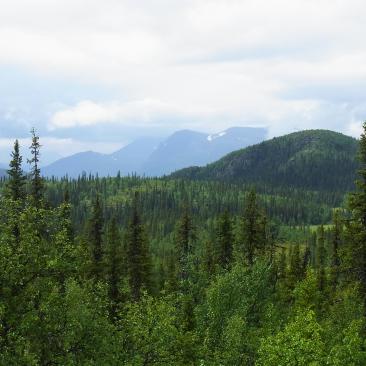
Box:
[49,99,183,129]
[1,0,366,140]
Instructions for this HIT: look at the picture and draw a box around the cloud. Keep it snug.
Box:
[49,99,183,129]
[0,0,366,151]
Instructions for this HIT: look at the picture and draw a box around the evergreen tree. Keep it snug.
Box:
[330,210,343,289]
[88,194,104,282]
[126,194,152,301]
[316,225,326,292]
[202,239,216,277]
[5,139,26,201]
[28,128,44,206]
[235,189,267,265]
[216,210,234,269]
[345,121,366,305]
[175,205,196,282]
[105,216,124,318]
[288,243,305,287]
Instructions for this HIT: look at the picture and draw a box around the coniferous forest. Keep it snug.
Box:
[2,125,366,365]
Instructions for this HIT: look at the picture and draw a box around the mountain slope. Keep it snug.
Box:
[172,130,359,192]
[142,127,267,176]
[42,137,162,178]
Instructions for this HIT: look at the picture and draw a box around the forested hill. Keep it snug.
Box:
[0,169,7,178]
[172,129,359,192]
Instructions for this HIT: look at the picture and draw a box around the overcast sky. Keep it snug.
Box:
[1,0,366,165]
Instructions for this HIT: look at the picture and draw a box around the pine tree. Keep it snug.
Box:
[235,189,267,266]
[216,210,234,269]
[88,194,104,282]
[5,139,26,201]
[126,194,152,301]
[28,128,44,207]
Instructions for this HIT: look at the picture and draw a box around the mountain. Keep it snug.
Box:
[42,137,162,178]
[42,127,267,178]
[172,130,359,192]
[141,127,268,176]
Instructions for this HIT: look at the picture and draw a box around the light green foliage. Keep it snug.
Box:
[123,294,185,365]
[256,310,325,366]
[201,262,272,364]
[327,320,366,365]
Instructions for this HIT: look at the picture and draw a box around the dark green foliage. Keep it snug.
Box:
[216,210,234,269]
[344,121,366,308]
[5,139,26,201]
[88,194,104,281]
[175,205,196,283]
[126,194,152,301]
[27,128,44,207]
[235,190,267,265]
[105,216,125,318]
[173,129,358,192]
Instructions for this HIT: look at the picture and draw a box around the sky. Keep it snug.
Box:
[1,0,366,165]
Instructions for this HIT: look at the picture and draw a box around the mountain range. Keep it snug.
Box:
[172,130,359,192]
[42,127,268,178]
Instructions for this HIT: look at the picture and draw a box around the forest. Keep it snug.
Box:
[1,126,366,365]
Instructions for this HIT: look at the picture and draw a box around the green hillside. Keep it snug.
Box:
[173,130,359,192]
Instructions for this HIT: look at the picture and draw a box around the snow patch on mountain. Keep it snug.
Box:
[207,131,227,142]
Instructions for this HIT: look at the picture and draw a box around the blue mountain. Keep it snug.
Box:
[42,127,268,178]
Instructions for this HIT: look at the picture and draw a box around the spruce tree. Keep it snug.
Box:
[345,121,366,304]
[287,243,305,288]
[105,216,124,318]
[126,194,151,301]
[6,139,26,201]
[330,210,342,289]
[235,189,267,266]
[89,194,104,282]
[175,205,196,283]
[316,225,326,292]
[216,210,234,269]
[28,128,44,207]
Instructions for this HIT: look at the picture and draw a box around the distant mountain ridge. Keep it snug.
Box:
[0,169,6,178]
[172,130,359,192]
[42,126,268,178]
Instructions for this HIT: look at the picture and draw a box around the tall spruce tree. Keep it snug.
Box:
[330,210,342,289]
[28,128,43,207]
[105,216,124,319]
[345,121,366,304]
[235,189,267,266]
[6,139,26,201]
[316,225,326,292]
[89,194,104,282]
[216,210,234,269]
[126,193,151,301]
[175,205,196,283]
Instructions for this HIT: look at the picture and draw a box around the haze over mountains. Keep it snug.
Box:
[42,127,268,178]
